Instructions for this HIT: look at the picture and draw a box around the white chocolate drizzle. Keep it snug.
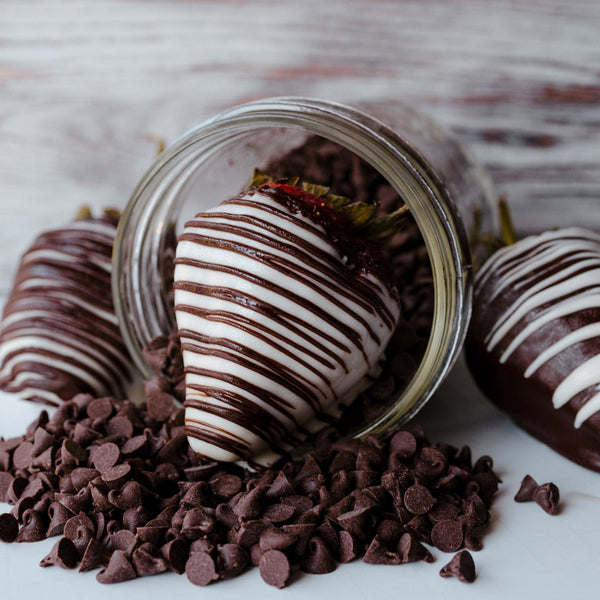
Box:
[477,227,600,428]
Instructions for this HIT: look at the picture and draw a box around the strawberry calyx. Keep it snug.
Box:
[249,169,409,247]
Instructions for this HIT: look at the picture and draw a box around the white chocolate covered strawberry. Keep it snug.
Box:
[175,178,406,464]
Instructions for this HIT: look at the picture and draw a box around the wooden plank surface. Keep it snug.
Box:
[1,0,599,298]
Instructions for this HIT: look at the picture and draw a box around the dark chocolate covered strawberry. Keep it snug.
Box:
[175,174,407,464]
[465,226,600,472]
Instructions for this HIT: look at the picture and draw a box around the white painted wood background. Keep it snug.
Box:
[1,0,599,299]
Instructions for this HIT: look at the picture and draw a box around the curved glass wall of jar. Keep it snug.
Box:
[112,96,496,440]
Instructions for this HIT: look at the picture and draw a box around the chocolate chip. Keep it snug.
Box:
[181,507,216,539]
[428,498,460,523]
[265,471,294,499]
[109,529,137,555]
[216,543,248,579]
[0,452,10,472]
[300,536,337,574]
[92,443,121,473]
[337,530,359,563]
[20,478,45,502]
[460,494,489,526]
[259,549,291,589]
[12,442,34,470]
[79,537,111,572]
[70,468,101,492]
[16,509,47,542]
[415,447,447,480]
[210,473,242,499]
[5,476,28,504]
[39,537,79,569]
[363,535,401,565]
[532,482,560,515]
[463,525,484,552]
[132,542,169,577]
[105,416,134,440]
[404,514,432,544]
[101,463,131,489]
[440,550,476,583]
[431,519,463,553]
[403,484,435,514]
[55,488,91,514]
[147,392,175,422]
[375,519,404,547]
[137,524,168,547]
[31,428,54,457]
[336,506,373,540]
[161,538,189,574]
[87,397,114,422]
[13,496,36,523]
[282,523,315,556]
[0,513,19,543]
[181,481,213,507]
[280,494,313,515]
[259,528,297,552]
[107,480,142,510]
[189,538,214,554]
[186,551,219,586]
[233,485,267,520]
[514,474,538,502]
[47,501,73,537]
[263,503,296,524]
[235,520,269,548]
[59,439,88,469]
[123,505,153,532]
[96,549,137,584]
[398,532,433,563]
[121,434,149,456]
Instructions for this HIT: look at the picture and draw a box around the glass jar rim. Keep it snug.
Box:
[113,96,476,440]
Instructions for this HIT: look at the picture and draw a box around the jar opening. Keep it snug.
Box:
[113,97,493,447]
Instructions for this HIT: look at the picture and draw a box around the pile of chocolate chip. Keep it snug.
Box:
[0,379,499,588]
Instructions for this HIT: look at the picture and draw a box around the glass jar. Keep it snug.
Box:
[112,96,496,447]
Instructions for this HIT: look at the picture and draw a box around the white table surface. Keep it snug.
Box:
[1,1,600,598]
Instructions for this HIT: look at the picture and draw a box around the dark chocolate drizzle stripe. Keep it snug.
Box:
[180,327,335,396]
[177,228,391,334]
[174,257,371,358]
[175,306,338,371]
[178,188,401,462]
[182,342,322,413]
[0,218,132,405]
[183,210,396,326]
[0,330,127,395]
[185,384,309,446]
